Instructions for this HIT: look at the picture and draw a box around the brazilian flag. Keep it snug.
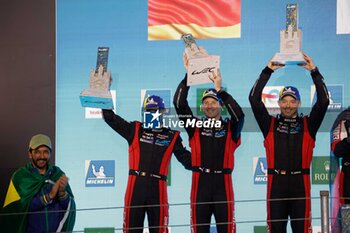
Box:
[0,163,76,233]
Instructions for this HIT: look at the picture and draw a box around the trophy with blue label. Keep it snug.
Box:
[271,4,306,65]
[79,47,114,109]
[182,34,220,86]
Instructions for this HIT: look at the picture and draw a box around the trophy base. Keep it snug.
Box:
[271,52,306,65]
[80,89,114,109]
[187,55,220,86]
[80,95,114,109]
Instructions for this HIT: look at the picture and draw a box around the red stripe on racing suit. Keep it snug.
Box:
[189,121,240,233]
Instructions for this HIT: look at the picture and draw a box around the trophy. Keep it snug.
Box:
[271,4,306,65]
[79,47,114,109]
[181,34,220,86]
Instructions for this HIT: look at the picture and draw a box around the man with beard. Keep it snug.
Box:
[249,53,329,233]
[0,134,76,233]
[173,54,244,233]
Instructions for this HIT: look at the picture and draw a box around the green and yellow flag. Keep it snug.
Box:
[0,163,76,233]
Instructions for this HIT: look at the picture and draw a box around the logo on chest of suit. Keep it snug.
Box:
[140,131,172,146]
[154,133,171,146]
[200,127,226,138]
[214,129,226,137]
[155,138,171,146]
[289,123,301,133]
[276,117,302,134]
[140,132,154,144]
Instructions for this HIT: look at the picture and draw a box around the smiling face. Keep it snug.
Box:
[29,145,51,174]
[202,97,221,119]
[278,95,301,118]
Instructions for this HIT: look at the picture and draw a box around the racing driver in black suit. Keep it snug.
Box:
[174,53,244,233]
[249,53,329,233]
[102,95,191,233]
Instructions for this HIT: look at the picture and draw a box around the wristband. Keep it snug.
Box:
[43,193,53,205]
[310,66,318,73]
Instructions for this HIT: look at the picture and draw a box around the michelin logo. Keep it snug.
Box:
[85,160,115,187]
[253,157,267,184]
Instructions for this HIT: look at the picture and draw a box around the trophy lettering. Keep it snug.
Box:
[182,34,220,86]
[79,47,114,109]
[271,4,306,65]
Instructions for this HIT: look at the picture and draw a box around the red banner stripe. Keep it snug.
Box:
[148,0,240,27]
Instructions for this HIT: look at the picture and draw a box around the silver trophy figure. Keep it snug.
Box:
[271,4,306,65]
[182,34,207,58]
[79,47,114,109]
[181,34,220,86]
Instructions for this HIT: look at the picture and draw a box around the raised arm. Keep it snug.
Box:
[219,90,244,143]
[209,69,244,142]
[173,74,193,117]
[248,65,276,138]
[102,109,135,144]
[173,53,197,138]
[301,53,330,138]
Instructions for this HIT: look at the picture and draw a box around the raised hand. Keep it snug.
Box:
[208,69,222,92]
[183,52,189,70]
[267,59,285,71]
[58,174,68,193]
[299,52,316,71]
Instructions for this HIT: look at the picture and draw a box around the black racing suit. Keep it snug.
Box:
[331,119,350,205]
[102,109,192,233]
[249,67,329,233]
[331,117,350,233]
[174,75,244,233]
